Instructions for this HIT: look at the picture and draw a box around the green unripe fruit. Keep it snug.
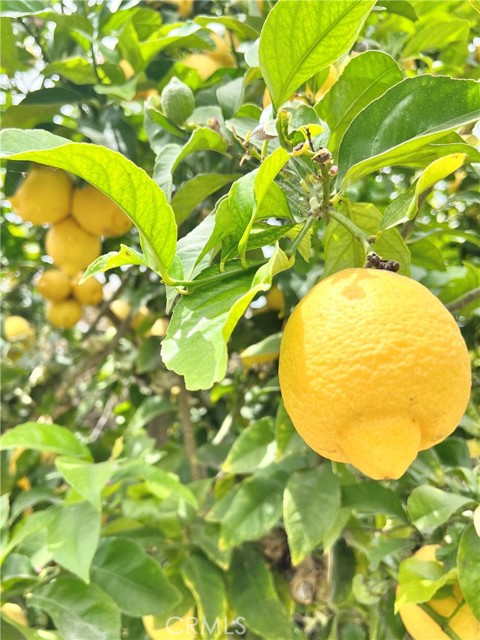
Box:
[160,77,195,124]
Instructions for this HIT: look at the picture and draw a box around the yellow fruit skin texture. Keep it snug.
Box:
[143,609,196,640]
[183,53,223,80]
[279,268,471,480]
[266,287,285,312]
[399,546,480,640]
[1,603,28,627]
[9,166,72,225]
[37,269,72,302]
[47,299,83,329]
[72,185,132,237]
[72,274,103,306]
[110,299,132,321]
[183,34,235,80]
[3,316,34,340]
[46,217,101,276]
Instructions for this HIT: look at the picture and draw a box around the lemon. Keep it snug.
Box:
[71,184,132,237]
[110,299,132,321]
[47,299,83,329]
[3,316,34,341]
[398,545,480,640]
[279,268,471,480]
[71,273,103,306]
[37,269,72,302]
[160,77,195,124]
[143,609,196,640]
[9,165,72,225]
[46,217,101,276]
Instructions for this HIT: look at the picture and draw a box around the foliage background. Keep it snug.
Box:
[1,1,479,639]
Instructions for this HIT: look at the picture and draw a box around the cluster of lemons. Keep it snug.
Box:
[9,165,132,328]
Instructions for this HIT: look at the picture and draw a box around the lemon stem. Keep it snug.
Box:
[418,603,462,640]
[163,262,263,291]
[326,207,373,255]
[287,215,316,256]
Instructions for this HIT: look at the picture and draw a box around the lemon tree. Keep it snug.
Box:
[1,2,479,639]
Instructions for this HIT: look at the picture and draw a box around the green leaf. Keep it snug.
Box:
[316,51,403,154]
[189,522,232,571]
[128,396,173,433]
[0,18,19,75]
[194,15,260,39]
[165,212,217,312]
[0,128,177,277]
[30,576,121,640]
[0,423,92,460]
[330,538,356,605]
[239,332,282,368]
[342,482,408,521]
[47,502,101,583]
[152,128,229,199]
[0,0,49,16]
[381,0,418,21]
[172,174,240,225]
[284,465,340,566]
[220,470,286,548]
[227,546,298,640]
[181,553,228,639]
[395,556,457,611]
[222,417,276,474]
[324,201,410,276]
[144,98,188,143]
[238,147,290,259]
[162,246,293,390]
[44,58,98,85]
[55,457,114,511]
[338,77,480,187]
[82,245,149,282]
[91,538,181,617]
[381,153,468,230]
[1,510,53,563]
[258,0,375,109]
[457,524,480,619]
[402,18,470,58]
[369,538,415,571]
[407,486,472,533]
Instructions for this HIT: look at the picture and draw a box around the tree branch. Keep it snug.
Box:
[177,378,205,480]
[446,287,480,313]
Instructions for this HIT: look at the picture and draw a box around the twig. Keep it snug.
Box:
[446,287,480,313]
[84,270,133,338]
[287,215,315,257]
[89,394,117,442]
[177,377,205,480]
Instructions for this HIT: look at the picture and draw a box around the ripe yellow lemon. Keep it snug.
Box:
[110,299,132,321]
[164,0,194,18]
[0,603,28,627]
[71,184,132,237]
[279,268,471,480]
[46,299,82,329]
[147,317,169,338]
[37,269,72,302]
[398,546,480,640]
[143,609,196,640]
[46,217,101,276]
[71,273,103,306]
[3,316,34,340]
[9,165,73,225]
[266,286,285,312]
[183,53,224,80]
